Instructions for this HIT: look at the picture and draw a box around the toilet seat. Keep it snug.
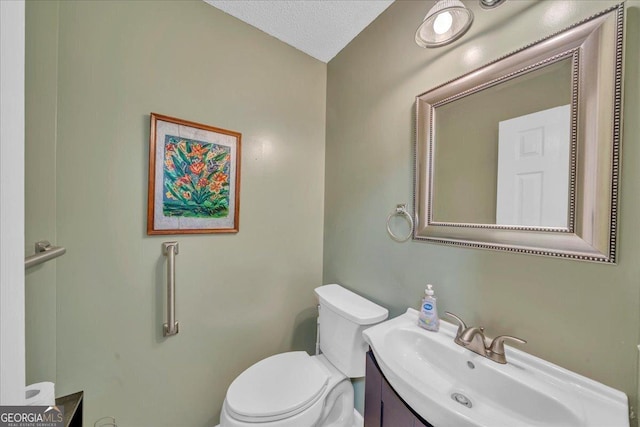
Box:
[225,352,330,423]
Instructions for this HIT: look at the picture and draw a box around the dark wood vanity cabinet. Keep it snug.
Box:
[364,351,433,427]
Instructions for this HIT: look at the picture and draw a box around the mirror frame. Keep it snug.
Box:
[413,4,624,263]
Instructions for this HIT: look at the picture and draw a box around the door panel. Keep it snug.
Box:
[497,104,571,227]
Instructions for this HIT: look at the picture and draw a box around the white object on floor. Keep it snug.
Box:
[25,382,55,406]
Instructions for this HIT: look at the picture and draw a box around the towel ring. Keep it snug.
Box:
[386,204,414,242]
[94,417,118,427]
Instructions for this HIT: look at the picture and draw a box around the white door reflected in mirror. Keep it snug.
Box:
[414,4,623,262]
[496,105,571,228]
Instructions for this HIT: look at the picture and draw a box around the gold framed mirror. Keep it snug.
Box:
[413,4,624,263]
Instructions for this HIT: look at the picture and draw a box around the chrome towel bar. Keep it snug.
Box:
[24,240,66,269]
[162,242,179,337]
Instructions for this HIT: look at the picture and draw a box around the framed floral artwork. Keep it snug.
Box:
[147,113,241,234]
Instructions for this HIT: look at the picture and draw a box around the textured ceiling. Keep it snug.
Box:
[204,0,395,63]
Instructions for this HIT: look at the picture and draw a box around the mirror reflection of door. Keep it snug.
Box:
[496,104,571,228]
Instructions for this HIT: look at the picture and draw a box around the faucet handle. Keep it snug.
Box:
[488,335,527,355]
[445,312,467,337]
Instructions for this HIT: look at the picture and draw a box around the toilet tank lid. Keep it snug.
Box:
[315,284,388,325]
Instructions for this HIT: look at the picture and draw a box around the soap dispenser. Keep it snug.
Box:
[418,284,440,332]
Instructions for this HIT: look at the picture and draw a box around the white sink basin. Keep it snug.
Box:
[363,309,629,427]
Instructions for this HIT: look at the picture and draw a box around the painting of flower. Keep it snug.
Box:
[148,113,241,234]
[162,135,231,218]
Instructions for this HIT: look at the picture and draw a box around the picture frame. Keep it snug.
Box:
[147,113,241,235]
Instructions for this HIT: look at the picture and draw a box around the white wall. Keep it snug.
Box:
[0,0,26,406]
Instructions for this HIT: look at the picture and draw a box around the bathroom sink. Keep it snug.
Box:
[363,309,629,427]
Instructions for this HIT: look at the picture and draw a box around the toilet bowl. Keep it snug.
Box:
[217,284,388,427]
[219,353,354,427]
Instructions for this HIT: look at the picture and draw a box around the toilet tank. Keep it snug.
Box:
[315,284,388,378]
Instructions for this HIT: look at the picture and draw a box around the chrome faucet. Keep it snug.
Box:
[445,312,526,364]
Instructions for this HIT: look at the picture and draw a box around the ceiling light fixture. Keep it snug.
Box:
[479,0,506,9]
[415,0,474,48]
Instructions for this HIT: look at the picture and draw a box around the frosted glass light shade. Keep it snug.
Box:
[479,0,506,9]
[415,0,474,48]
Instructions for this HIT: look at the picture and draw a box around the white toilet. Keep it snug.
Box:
[217,284,388,427]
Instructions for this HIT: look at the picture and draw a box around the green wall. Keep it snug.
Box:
[325,0,640,417]
[25,0,59,386]
[26,0,327,425]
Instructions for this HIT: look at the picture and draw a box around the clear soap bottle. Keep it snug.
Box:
[418,284,440,332]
